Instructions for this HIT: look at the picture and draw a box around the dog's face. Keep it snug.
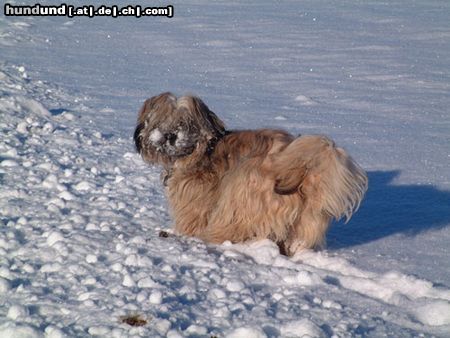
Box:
[134,92,226,166]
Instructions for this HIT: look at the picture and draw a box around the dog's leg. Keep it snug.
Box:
[281,172,333,255]
[277,240,289,256]
[283,202,331,256]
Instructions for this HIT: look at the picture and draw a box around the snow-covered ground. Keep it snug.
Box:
[1,0,450,337]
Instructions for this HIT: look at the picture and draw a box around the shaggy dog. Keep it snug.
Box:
[134,93,367,256]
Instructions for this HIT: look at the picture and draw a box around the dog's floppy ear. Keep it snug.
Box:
[177,95,226,140]
[192,96,226,139]
[134,121,144,153]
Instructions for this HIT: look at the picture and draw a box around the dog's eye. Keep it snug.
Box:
[165,133,177,146]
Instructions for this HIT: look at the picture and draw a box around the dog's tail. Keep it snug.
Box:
[272,135,368,223]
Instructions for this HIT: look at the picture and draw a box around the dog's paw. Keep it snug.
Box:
[287,239,308,256]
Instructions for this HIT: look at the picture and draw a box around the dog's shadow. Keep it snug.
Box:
[328,170,450,249]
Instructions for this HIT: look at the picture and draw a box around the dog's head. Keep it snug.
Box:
[134,92,226,166]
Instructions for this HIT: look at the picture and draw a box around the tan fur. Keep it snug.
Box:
[134,93,368,256]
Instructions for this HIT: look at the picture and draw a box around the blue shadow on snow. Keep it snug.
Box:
[328,170,450,249]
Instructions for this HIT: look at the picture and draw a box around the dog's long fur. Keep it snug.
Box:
[134,92,368,255]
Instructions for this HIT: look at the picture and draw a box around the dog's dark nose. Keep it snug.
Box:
[165,133,177,146]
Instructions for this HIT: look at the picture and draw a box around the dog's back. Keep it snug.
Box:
[210,129,293,174]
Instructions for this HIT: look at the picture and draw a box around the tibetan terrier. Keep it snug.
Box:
[134,93,367,256]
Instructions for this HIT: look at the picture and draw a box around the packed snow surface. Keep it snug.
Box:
[1,0,450,337]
